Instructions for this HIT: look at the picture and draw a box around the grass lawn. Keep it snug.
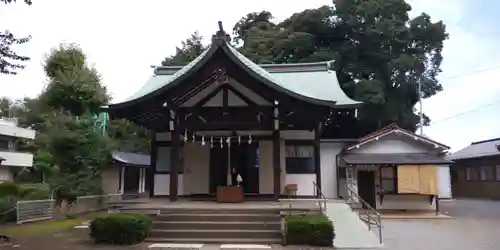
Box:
[0,212,149,250]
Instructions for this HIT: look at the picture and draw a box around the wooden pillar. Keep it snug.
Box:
[273,130,281,199]
[435,196,440,215]
[169,113,180,201]
[118,166,123,194]
[314,123,322,197]
[148,133,157,198]
[273,101,281,199]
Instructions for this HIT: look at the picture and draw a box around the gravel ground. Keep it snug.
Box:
[3,199,500,250]
[380,199,500,250]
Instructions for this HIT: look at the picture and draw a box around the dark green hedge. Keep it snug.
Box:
[0,182,20,198]
[90,213,152,245]
[285,214,334,246]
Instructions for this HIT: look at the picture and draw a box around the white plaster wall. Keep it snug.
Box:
[284,174,316,196]
[438,165,452,199]
[349,134,435,154]
[320,142,345,198]
[280,130,314,140]
[259,141,274,194]
[154,174,184,196]
[102,165,120,194]
[182,142,210,195]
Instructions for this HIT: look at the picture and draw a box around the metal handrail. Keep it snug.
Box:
[312,181,327,214]
[346,185,382,244]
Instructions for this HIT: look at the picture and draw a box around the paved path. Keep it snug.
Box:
[381,199,500,250]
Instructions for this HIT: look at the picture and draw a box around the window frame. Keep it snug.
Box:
[379,166,398,194]
[155,145,184,174]
[284,141,315,174]
[465,166,500,182]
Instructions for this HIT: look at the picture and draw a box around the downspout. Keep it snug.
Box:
[336,153,341,199]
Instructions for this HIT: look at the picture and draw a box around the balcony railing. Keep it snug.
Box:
[0,151,34,167]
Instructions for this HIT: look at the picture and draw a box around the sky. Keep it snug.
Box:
[0,0,499,151]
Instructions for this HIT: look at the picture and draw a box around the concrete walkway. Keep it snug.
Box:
[326,202,382,249]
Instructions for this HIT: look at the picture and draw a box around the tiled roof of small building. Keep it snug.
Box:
[448,137,500,160]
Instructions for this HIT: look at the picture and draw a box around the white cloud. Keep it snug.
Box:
[1,0,498,150]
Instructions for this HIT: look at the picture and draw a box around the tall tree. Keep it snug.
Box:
[1,0,32,75]
[40,44,109,116]
[161,32,206,66]
[32,44,114,198]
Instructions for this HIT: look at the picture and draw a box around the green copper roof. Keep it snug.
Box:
[115,39,361,108]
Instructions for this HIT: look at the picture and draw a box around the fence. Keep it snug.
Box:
[15,193,135,224]
[73,194,124,214]
[16,199,55,224]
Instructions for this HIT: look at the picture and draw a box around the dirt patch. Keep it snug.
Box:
[0,226,149,250]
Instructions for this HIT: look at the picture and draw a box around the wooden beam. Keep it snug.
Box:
[225,84,258,106]
[194,84,225,108]
[273,130,281,199]
[169,114,180,201]
[149,133,157,198]
[222,85,228,107]
[314,123,322,197]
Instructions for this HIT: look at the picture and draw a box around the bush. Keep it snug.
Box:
[0,196,17,223]
[90,213,152,245]
[0,182,20,198]
[19,184,52,200]
[285,214,334,246]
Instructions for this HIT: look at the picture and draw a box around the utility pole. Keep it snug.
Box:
[418,80,424,135]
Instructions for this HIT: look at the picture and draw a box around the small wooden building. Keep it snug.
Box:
[102,151,149,195]
[448,138,500,199]
[339,124,451,212]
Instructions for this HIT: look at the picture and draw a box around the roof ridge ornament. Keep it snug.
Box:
[212,21,231,45]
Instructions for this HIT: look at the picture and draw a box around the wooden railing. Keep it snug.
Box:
[346,185,383,244]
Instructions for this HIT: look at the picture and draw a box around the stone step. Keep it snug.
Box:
[149,229,281,239]
[145,237,282,245]
[153,221,281,230]
[159,209,280,215]
[154,214,281,222]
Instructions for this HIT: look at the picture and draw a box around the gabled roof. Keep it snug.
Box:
[108,22,361,110]
[447,137,500,160]
[345,123,450,152]
[111,151,150,168]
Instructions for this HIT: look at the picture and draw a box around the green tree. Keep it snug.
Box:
[32,44,114,198]
[40,44,109,116]
[1,0,32,75]
[161,32,207,66]
[107,119,151,153]
[35,111,114,198]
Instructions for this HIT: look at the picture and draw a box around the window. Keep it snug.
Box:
[155,146,184,173]
[285,144,315,174]
[0,139,9,150]
[479,166,495,181]
[466,167,479,181]
[380,167,397,193]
